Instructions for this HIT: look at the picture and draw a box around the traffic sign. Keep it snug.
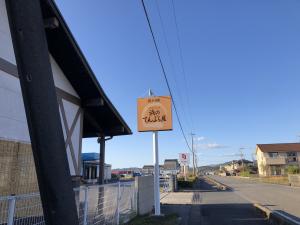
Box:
[179,153,190,166]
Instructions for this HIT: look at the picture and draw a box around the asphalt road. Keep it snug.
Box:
[162,178,269,225]
[210,175,300,222]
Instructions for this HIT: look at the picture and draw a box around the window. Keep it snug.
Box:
[287,152,297,163]
[270,165,282,176]
[268,152,279,158]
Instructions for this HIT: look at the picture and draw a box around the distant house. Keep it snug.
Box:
[162,159,180,176]
[256,143,300,176]
[111,168,141,176]
[142,165,163,175]
[81,153,111,183]
[222,159,253,173]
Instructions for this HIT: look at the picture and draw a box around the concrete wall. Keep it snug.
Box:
[256,148,267,176]
[288,174,300,187]
[135,176,154,215]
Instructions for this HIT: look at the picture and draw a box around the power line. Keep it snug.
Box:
[154,0,193,134]
[140,0,192,152]
[171,0,195,131]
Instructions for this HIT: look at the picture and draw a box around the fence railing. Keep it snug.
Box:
[0,181,137,225]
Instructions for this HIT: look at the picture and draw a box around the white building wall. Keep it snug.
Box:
[0,1,83,176]
[0,0,16,64]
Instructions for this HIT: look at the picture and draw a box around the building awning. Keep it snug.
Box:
[40,0,132,137]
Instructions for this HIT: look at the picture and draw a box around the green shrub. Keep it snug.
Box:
[177,176,197,189]
[239,170,250,177]
[286,165,300,174]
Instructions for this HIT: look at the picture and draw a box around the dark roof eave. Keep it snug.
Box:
[42,0,132,137]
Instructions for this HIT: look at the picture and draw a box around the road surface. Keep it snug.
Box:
[161,178,269,225]
[210,175,300,222]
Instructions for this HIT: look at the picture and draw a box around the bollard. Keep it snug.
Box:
[83,187,89,225]
[7,196,16,225]
[116,182,121,225]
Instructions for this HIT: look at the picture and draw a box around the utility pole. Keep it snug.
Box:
[191,133,196,176]
[239,148,245,171]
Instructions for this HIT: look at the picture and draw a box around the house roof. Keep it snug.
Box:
[223,159,252,166]
[40,0,131,137]
[256,143,300,153]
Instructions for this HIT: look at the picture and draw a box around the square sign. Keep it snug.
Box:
[179,153,190,166]
[137,96,172,132]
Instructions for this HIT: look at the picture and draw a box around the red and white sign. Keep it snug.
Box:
[179,153,190,166]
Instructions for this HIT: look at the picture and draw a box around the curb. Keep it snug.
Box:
[254,203,300,225]
[203,176,231,191]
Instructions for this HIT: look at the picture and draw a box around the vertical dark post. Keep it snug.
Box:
[98,136,105,184]
[5,1,79,225]
[96,136,105,224]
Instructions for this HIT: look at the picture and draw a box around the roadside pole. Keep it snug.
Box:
[153,130,160,215]
[149,90,160,215]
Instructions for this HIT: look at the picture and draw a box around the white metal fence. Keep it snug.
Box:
[0,182,137,225]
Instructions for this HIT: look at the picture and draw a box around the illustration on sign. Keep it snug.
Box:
[137,96,172,132]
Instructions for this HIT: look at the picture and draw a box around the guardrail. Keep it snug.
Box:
[0,181,137,225]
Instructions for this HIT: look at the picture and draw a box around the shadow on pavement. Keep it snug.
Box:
[162,203,270,225]
[272,210,300,223]
[161,178,270,225]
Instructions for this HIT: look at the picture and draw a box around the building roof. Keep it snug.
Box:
[223,159,253,166]
[257,143,300,153]
[81,153,99,161]
[40,0,131,137]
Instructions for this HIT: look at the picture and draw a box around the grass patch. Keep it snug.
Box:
[258,176,289,185]
[239,171,251,177]
[242,176,290,185]
[125,214,179,225]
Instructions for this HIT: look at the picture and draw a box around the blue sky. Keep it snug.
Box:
[56,0,300,168]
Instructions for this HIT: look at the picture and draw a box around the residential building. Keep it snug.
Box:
[142,165,163,175]
[162,159,180,176]
[256,143,300,176]
[111,168,141,176]
[81,153,112,183]
[222,159,253,173]
[0,0,131,196]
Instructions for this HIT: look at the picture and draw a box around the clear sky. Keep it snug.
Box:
[55,0,300,168]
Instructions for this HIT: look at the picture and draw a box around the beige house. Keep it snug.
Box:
[222,159,253,173]
[256,143,300,176]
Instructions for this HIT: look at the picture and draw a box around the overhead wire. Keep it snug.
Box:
[170,0,195,132]
[140,0,192,152]
[153,0,193,134]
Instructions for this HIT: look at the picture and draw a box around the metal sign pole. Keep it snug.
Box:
[148,89,161,216]
[153,131,160,215]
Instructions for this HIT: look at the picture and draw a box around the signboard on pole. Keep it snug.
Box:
[137,96,172,132]
[179,153,190,166]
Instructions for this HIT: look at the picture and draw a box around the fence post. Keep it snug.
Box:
[7,196,16,225]
[83,187,89,225]
[116,182,121,225]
